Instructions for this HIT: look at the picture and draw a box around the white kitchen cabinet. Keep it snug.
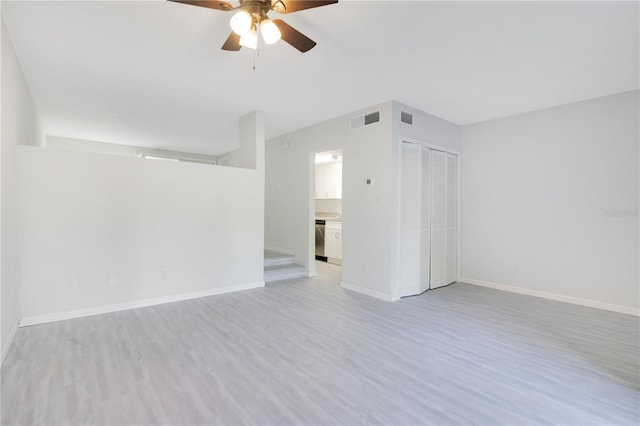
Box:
[316,162,342,199]
[325,221,342,263]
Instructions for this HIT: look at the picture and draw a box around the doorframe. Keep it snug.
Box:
[308,148,344,278]
[307,150,317,277]
[394,136,461,299]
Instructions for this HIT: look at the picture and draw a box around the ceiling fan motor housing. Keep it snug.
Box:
[170,0,339,52]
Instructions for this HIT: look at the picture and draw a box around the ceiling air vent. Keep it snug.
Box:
[400,111,413,125]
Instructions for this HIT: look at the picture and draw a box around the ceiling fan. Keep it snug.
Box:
[169,0,338,52]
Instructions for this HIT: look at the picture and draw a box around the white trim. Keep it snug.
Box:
[1,320,19,365]
[308,151,317,276]
[399,136,461,157]
[461,277,640,317]
[307,271,317,278]
[341,281,399,302]
[264,245,294,256]
[20,281,265,327]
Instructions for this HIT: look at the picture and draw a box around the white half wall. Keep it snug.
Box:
[1,16,42,363]
[17,112,265,322]
[460,91,639,313]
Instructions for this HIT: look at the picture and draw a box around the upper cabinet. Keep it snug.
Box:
[316,162,342,199]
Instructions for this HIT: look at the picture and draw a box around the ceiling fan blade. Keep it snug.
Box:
[273,19,316,52]
[168,0,234,11]
[271,0,338,14]
[221,32,242,51]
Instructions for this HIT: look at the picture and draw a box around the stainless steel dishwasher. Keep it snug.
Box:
[315,219,327,261]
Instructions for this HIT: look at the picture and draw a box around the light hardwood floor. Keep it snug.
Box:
[2,262,639,425]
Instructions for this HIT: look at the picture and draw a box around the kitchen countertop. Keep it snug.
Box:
[315,212,342,221]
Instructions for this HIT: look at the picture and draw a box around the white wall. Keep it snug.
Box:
[1,17,42,363]
[266,102,394,297]
[265,101,460,300]
[17,112,265,324]
[391,101,461,152]
[461,91,639,314]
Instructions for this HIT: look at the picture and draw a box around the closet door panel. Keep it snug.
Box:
[419,147,431,293]
[446,153,458,284]
[399,143,458,295]
[399,142,421,296]
[420,229,430,293]
[430,229,447,288]
[430,150,447,289]
[447,228,457,284]
[399,230,421,295]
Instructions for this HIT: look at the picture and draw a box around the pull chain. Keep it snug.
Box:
[253,47,260,71]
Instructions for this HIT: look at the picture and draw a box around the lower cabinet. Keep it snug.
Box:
[325,221,342,264]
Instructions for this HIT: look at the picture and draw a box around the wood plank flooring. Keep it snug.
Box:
[2,262,639,425]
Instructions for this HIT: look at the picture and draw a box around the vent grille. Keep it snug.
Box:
[350,110,381,130]
[365,111,380,125]
[400,111,413,125]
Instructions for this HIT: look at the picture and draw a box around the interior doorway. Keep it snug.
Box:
[313,149,343,282]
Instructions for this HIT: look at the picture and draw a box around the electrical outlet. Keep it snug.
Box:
[508,264,517,274]
[162,268,169,279]
[362,264,368,274]
[71,276,78,290]
[107,274,116,288]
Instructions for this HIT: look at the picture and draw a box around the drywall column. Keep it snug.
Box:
[226,111,265,171]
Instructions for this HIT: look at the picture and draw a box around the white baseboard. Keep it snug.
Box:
[1,320,19,365]
[461,277,640,317]
[20,281,265,327]
[264,245,295,256]
[307,271,317,277]
[341,281,398,302]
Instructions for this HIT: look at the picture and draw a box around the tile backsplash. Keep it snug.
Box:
[316,199,342,215]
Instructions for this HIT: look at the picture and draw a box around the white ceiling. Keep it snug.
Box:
[2,0,638,156]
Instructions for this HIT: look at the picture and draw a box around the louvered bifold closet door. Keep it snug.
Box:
[399,142,422,297]
[446,153,458,285]
[419,147,431,294]
[429,150,448,289]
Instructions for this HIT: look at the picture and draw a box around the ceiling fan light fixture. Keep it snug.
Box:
[260,19,281,45]
[239,28,258,49]
[230,10,252,35]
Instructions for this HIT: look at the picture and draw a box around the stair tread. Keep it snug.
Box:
[264,265,307,282]
[264,263,305,272]
[264,250,294,260]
